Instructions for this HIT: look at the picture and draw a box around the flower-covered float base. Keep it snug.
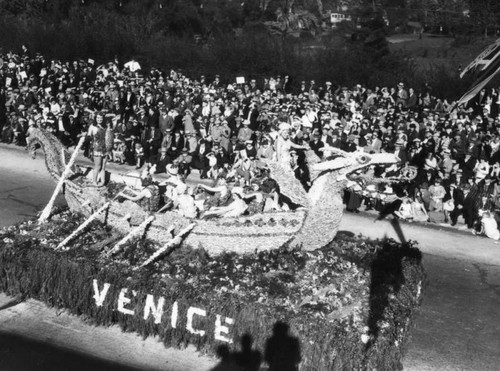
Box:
[0,209,424,371]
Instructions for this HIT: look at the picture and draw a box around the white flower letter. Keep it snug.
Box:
[92,279,110,307]
[214,315,234,343]
[143,294,165,324]
[117,288,136,315]
[186,307,206,336]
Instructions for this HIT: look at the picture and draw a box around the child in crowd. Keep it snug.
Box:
[395,197,414,221]
[134,142,145,169]
[112,139,126,164]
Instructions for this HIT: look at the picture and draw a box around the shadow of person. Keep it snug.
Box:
[233,333,262,371]
[264,321,301,371]
[210,334,262,371]
[210,344,237,371]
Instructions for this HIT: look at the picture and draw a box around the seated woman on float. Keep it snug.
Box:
[202,186,248,218]
[117,170,160,212]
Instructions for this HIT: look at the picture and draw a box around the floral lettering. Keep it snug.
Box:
[186,307,206,336]
[214,315,234,343]
[143,294,165,324]
[117,288,136,315]
[92,279,110,307]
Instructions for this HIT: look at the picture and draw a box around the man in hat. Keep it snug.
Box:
[142,122,162,165]
[439,149,454,179]
[422,130,436,155]
[308,131,324,158]
[238,120,253,143]
[450,132,466,165]
[174,147,193,178]
[341,134,357,153]
[396,82,408,106]
[429,178,446,212]
[394,139,408,164]
[183,108,195,134]
[154,146,171,174]
[409,138,424,167]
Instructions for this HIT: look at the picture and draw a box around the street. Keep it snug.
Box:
[1,143,500,370]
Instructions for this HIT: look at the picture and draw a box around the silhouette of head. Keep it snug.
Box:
[273,321,289,337]
[241,333,253,351]
[215,344,230,360]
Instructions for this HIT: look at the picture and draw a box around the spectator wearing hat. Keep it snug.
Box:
[366,131,382,153]
[142,123,162,166]
[474,157,490,183]
[428,178,446,212]
[409,138,424,168]
[341,134,357,153]
[407,123,419,144]
[422,130,436,154]
[446,182,466,225]
[219,120,231,151]
[309,131,324,158]
[463,181,483,229]
[174,147,193,178]
[159,106,174,136]
[208,117,222,142]
[171,131,184,153]
[394,139,408,164]
[238,120,253,143]
[183,109,195,134]
[256,139,274,162]
[438,149,454,179]
[375,186,402,221]
[191,137,213,179]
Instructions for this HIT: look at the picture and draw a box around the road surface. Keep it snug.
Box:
[1,143,500,370]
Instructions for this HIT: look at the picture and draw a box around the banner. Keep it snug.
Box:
[457,37,500,107]
[460,38,500,79]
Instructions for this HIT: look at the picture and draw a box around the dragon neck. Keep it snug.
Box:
[28,128,71,180]
[307,171,346,206]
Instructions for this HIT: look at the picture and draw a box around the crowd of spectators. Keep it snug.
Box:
[2,46,500,238]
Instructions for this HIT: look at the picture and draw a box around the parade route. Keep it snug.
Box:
[1,144,500,370]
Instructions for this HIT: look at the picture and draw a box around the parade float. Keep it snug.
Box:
[0,129,424,370]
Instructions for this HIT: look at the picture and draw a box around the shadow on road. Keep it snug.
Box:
[0,331,142,371]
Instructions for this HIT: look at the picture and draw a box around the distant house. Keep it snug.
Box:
[330,12,352,27]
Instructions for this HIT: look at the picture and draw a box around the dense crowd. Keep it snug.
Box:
[2,46,500,239]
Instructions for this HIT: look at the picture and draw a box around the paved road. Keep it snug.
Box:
[1,143,500,370]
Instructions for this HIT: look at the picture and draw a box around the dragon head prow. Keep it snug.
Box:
[311,149,399,182]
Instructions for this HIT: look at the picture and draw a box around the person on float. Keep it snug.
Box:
[202,186,248,218]
[274,123,308,165]
[117,171,160,212]
[87,111,108,186]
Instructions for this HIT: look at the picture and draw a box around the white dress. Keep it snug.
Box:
[482,217,500,240]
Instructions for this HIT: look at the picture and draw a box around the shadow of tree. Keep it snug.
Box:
[366,218,422,349]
